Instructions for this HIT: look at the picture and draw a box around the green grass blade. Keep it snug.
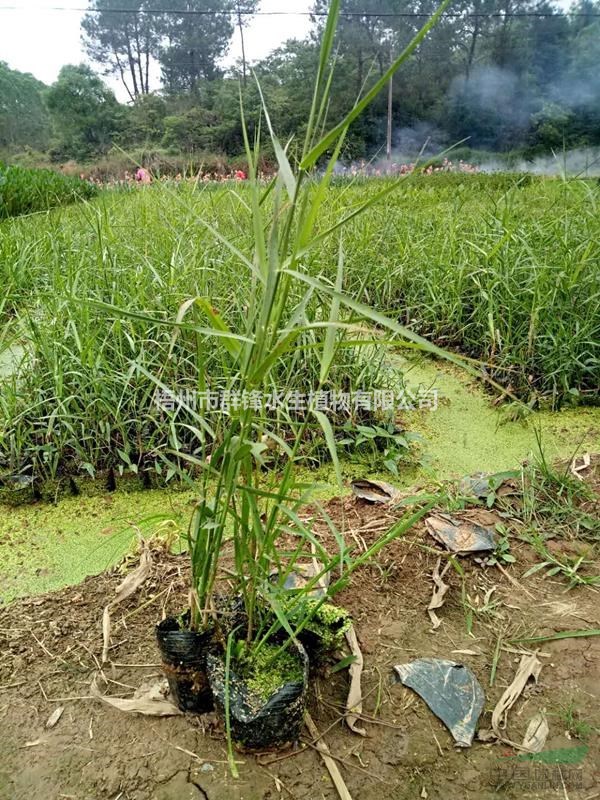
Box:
[312,409,342,488]
[320,240,344,384]
[300,0,452,170]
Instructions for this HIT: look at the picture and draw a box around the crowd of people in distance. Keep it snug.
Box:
[78,166,250,188]
[76,157,479,187]
[344,157,480,177]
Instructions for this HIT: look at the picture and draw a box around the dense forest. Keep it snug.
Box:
[2,0,600,166]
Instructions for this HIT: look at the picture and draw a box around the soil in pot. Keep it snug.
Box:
[207,639,309,750]
[156,612,214,713]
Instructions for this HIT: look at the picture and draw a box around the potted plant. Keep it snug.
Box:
[153,0,453,760]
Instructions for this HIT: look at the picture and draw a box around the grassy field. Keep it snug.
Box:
[0,173,598,486]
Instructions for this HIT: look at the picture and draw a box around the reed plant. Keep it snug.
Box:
[140,0,459,641]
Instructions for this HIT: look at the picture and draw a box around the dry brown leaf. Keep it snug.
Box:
[344,625,366,737]
[570,453,591,480]
[45,706,64,729]
[101,547,152,664]
[305,712,353,800]
[522,710,549,753]
[91,676,182,717]
[490,653,542,750]
[113,547,153,605]
[427,557,451,630]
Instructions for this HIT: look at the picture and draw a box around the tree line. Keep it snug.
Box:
[1,0,599,165]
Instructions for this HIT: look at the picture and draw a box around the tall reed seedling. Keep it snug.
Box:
[141,0,458,647]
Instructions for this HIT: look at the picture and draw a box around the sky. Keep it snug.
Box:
[0,0,314,98]
[0,0,576,100]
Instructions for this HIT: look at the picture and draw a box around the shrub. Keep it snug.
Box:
[0,163,97,219]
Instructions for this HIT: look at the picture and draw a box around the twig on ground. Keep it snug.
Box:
[259,767,299,799]
[305,712,353,800]
[0,681,27,692]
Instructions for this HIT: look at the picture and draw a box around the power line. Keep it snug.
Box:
[0,5,599,16]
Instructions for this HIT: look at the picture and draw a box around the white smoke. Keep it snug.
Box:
[480,147,600,176]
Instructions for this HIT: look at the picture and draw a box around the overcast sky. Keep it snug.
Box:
[1,0,576,100]
[0,0,313,98]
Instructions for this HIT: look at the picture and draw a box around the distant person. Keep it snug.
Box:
[135,167,151,184]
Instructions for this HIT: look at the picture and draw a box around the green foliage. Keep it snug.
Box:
[82,0,156,100]
[46,65,124,160]
[124,95,168,144]
[528,102,576,152]
[1,174,598,485]
[0,62,50,151]
[521,448,600,539]
[0,162,97,219]
[159,0,236,91]
[338,421,419,477]
[162,108,220,151]
[7,1,600,166]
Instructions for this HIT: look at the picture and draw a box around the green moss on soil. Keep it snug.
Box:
[303,602,352,651]
[239,641,304,702]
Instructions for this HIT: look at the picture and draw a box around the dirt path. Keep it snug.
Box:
[1,496,598,800]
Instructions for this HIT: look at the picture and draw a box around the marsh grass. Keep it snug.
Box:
[0,162,96,219]
[1,175,597,487]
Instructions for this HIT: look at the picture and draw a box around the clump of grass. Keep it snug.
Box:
[514,444,599,588]
[325,176,600,406]
[557,700,595,741]
[0,162,96,219]
[521,446,600,541]
[0,187,389,485]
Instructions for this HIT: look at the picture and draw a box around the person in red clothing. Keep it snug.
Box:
[135,167,151,184]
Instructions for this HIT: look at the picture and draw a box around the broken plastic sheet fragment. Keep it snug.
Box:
[394,658,485,747]
[425,513,497,554]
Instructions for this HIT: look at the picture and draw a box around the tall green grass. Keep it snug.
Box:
[0,174,598,484]
[0,163,96,219]
[324,175,600,404]
[0,185,390,483]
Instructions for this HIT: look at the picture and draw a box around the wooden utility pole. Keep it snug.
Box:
[387,72,393,162]
[386,45,393,162]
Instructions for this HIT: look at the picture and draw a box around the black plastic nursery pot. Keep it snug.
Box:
[156,614,214,713]
[207,640,309,751]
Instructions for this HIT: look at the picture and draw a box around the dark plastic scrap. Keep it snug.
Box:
[394,658,485,747]
[425,513,497,554]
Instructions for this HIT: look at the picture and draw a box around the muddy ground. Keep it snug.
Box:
[1,494,599,800]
